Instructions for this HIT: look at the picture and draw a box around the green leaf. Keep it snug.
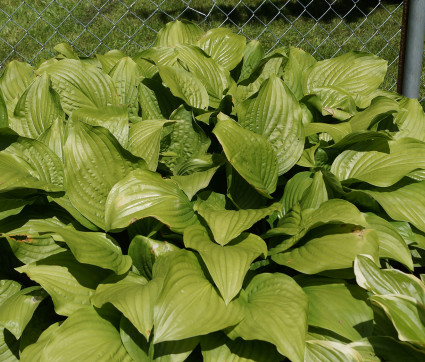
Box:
[154,20,203,47]
[20,322,60,362]
[299,171,328,210]
[282,46,316,100]
[109,56,140,118]
[361,181,425,233]
[40,306,131,361]
[16,252,109,316]
[11,73,64,138]
[238,40,265,83]
[266,199,368,253]
[171,166,219,200]
[138,76,180,120]
[305,340,363,362]
[394,97,425,141]
[96,49,126,74]
[0,89,8,128]
[364,213,413,270]
[201,332,282,362]
[70,105,129,146]
[184,224,267,304]
[40,59,119,115]
[105,169,198,233]
[0,60,35,117]
[160,105,210,172]
[0,327,19,362]
[303,122,352,143]
[354,255,425,304]
[0,280,21,305]
[194,191,280,245]
[197,28,246,71]
[92,272,162,340]
[128,120,174,171]
[371,294,425,346]
[129,235,179,280]
[272,228,379,274]
[0,131,64,193]
[120,317,151,362]
[331,139,425,187]
[152,250,244,343]
[54,43,80,59]
[176,45,229,107]
[50,227,132,274]
[0,286,45,339]
[213,115,278,198]
[360,336,425,361]
[157,65,208,110]
[38,117,66,160]
[238,75,304,175]
[304,52,387,107]
[349,96,399,132]
[281,171,313,214]
[6,234,66,265]
[228,273,308,362]
[64,120,146,229]
[153,337,200,362]
[300,277,374,341]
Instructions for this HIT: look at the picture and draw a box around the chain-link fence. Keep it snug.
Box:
[0,0,424,102]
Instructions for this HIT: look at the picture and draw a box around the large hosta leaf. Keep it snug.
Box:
[299,277,373,341]
[152,250,244,343]
[128,120,174,171]
[157,65,208,110]
[92,272,162,340]
[0,327,19,362]
[40,59,119,114]
[184,224,267,304]
[282,46,316,100]
[361,180,425,233]
[20,322,60,362]
[354,255,425,305]
[304,52,387,107]
[197,28,246,71]
[194,191,280,245]
[0,131,64,193]
[49,227,132,274]
[40,306,131,361]
[238,75,304,175]
[171,166,219,200]
[105,169,198,232]
[213,115,278,197]
[0,286,45,339]
[331,139,425,187]
[394,97,425,141]
[266,199,367,253]
[305,340,362,362]
[272,228,379,274]
[227,273,308,362]
[70,105,129,146]
[16,252,109,316]
[160,105,210,172]
[154,20,203,47]
[64,120,146,229]
[176,45,228,107]
[201,332,282,362]
[0,61,34,117]
[11,73,64,138]
[38,117,66,161]
[371,294,425,346]
[364,213,413,270]
[109,56,140,118]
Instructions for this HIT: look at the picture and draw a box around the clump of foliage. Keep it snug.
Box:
[1,19,425,361]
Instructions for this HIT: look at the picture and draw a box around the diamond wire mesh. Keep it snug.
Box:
[0,0,423,102]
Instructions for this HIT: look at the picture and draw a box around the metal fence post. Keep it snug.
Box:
[402,0,425,99]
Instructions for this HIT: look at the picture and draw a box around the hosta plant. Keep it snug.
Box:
[1,19,425,361]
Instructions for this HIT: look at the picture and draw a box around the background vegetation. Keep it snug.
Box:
[0,0,423,102]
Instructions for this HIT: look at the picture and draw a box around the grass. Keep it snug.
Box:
[0,0,423,102]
